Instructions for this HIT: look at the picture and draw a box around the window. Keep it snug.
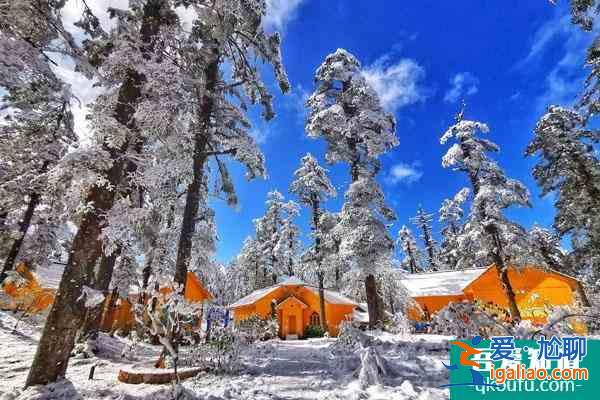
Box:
[310,312,320,326]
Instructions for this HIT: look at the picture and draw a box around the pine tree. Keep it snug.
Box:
[410,206,438,270]
[306,49,398,328]
[438,188,469,270]
[167,0,289,299]
[290,153,337,330]
[441,106,532,321]
[0,0,78,284]
[25,1,172,386]
[397,225,422,273]
[526,105,600,291]
[253,191,298,285]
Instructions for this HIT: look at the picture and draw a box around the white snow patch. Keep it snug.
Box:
[400,268,486,297]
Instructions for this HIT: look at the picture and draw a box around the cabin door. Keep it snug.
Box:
[287,315,297,335]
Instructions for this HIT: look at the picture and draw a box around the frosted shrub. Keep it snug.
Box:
[430,301,511,338]
[337,320,370,350]
[236,315,279,343]
[387,313,412,336]
[188,325,243,374]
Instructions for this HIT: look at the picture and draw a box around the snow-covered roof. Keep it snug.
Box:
[304,287,357,306]
[228,278,357,309]
[228,285,281,309]
[400,268,487,297]
[35,262,65,289]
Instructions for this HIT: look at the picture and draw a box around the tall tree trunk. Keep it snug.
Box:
[346,150,385,329]
[0,191,40,284]
[365,274,382,329]
[173,56,219,288]
[317,273,328,332]
[168,55,219,367]
[486,224,521,322]
[311,196,328,332]
[420,223,437,270]
[80,250,120,338]
[25,2,164,387]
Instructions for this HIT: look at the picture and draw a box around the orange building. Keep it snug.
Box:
[2,263,213,333]
[228,276,358,338]
[1,262,56,313]
[401,265,588,323]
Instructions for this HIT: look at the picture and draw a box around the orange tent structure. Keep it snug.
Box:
[1,264,213,334]
[228,276,358,338]
[1,262,56,314]
[401,265,588,324]
[99,271,214,334]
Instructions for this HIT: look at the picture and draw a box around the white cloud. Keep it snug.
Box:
[263,0,305,32]
[443,72,479,103]
[51,60,103,143]
[362,56,427,112]
[62,0,128,39]
[515,7,596,108]
[385,161,423,185]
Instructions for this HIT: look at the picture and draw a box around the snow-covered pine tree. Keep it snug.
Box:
[290,153,337,330]
[438,188,469,270]
[0,0,78,284]
[410,206,439,271]
[306,49,398,328]
[566,0,600,116]
[526,105,600,292]
[274,203,301,277]
[236,237,265,292]
[441,106,532,321]
[318,210,345,290]
[253,191,298,285]
[25,1,173,386]
[397,225,422,273]
[167,0,289,298]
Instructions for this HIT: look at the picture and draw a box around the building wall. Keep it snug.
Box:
[406,266,581,324]
[231,285,355,337]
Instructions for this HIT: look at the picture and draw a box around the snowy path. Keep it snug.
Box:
[0,311,449,399]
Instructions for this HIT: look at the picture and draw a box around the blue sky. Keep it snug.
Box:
[209,0,595,264]
[56,0,593,264]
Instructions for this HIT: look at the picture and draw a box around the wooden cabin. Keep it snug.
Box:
[401,265,588,324]
[228,276,358,338]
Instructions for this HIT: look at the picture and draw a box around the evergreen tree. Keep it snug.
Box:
[290,153,336,330]
[0,0,78,283]
[25,1,174,386]
[253,191,298,285]
[410,206,438,270]
[306,49,398,328]
[438,188,469,270]
[441,106,532,321]
[397,225,422,273]
[526,105,600,291]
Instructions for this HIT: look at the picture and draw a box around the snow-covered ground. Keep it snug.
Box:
[0,311,450,400]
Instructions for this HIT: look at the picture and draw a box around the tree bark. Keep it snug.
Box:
[0,191,40,284]
[173,56,219,289]
[365,274,382,329]
[25,2,164,387]
[317,273,328,332]
[486,224,521,322]
[80,250,120,338]
[311,197,328,332]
